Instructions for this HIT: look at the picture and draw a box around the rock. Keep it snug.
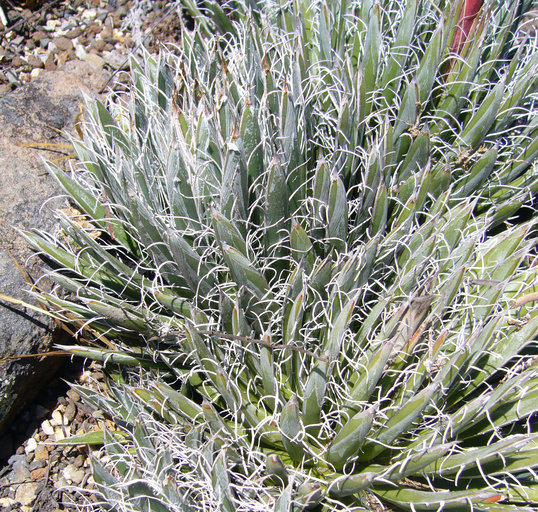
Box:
[66,389,80,402]
[29,458,46,470]
[65,27,83,39]
[0,60,111,437]
[63,464,85,484]
[124,35,135,48]
[53,36,74,52]
[0,83,13,97]
[100,25,113,40]
[91,38,106,52]
[44,53,56,71]
[32,31,47,42]
[81,9,98,21]
[30,68,43,81]
[103,49,128,70]
[34,443,49,460]
[54,428,67,442]
[15,481,39,506]
[84,53,105,70]
[24,437,37,454]
[26,54,44,69]
[73,454,86,468]
[51,407,67,426]
[57,49,75,67]
[30,466,48,480]
[11,56,27,68]
[41,419,54,436]
[45,19,61,31]
[64,402,77,422]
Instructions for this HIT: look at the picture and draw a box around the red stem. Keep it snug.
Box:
[451,0,484,55]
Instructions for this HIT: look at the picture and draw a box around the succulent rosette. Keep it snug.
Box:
[25,0,538,510]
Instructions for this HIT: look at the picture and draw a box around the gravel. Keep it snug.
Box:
[0,0,184,96]
[0,361,108,511]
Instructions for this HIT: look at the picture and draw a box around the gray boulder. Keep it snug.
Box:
[0,60,110,435]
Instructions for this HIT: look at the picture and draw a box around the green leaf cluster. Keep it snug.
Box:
[24,0,538,510]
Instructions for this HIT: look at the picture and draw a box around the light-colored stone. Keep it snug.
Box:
[41,419,54,436]
[81,9,98,20]
[84,53,106,70]
[54,428,68,441]
[25,437,37,454]
[51,407,67,426]
[45,19,61,31]
[34,443,50,460]
[74,41,87,61]
[63,463,86,485]
[103,50,128,70]
[54,477,69,490]
[15,481,39,506]
[30,68,43,80]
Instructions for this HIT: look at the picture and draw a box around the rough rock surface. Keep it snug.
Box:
[0,59,110,436]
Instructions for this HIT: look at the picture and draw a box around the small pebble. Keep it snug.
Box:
[124,35,135,48]
[27,55,44,69]
[42,420,55,436]
[0,83,13,96]
[57,50,74,67]
[86,23,102,37]
[73,454,86,468]
[81,9,98,20]
[44,53,56,71]
[46,41,58,53]
[11,35,24,46]
[84,53,105,69]
[63,464,86,485]
[54,428,67,442]
[66,27,84,39]
[66,389,81,403]
[103,49,127,70]
[30,68,43,80]
[64,402,77,422]
[32,30,47,42]
[29,458,46,471]
[52,408,67,426]
[11,56,27,68]
[25,437,37,454]
[54,37,74,52]
[13,463,31,483]
[45,19,61,31]
[30,467,48,480]
[101,25,113,40]
[91,38,106,52]
[15,481,39,506]
[49,451,62,467]
[54,477,69,490]
[34,443,50,461]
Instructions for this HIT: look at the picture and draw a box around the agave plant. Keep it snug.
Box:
[24,0,538,510]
